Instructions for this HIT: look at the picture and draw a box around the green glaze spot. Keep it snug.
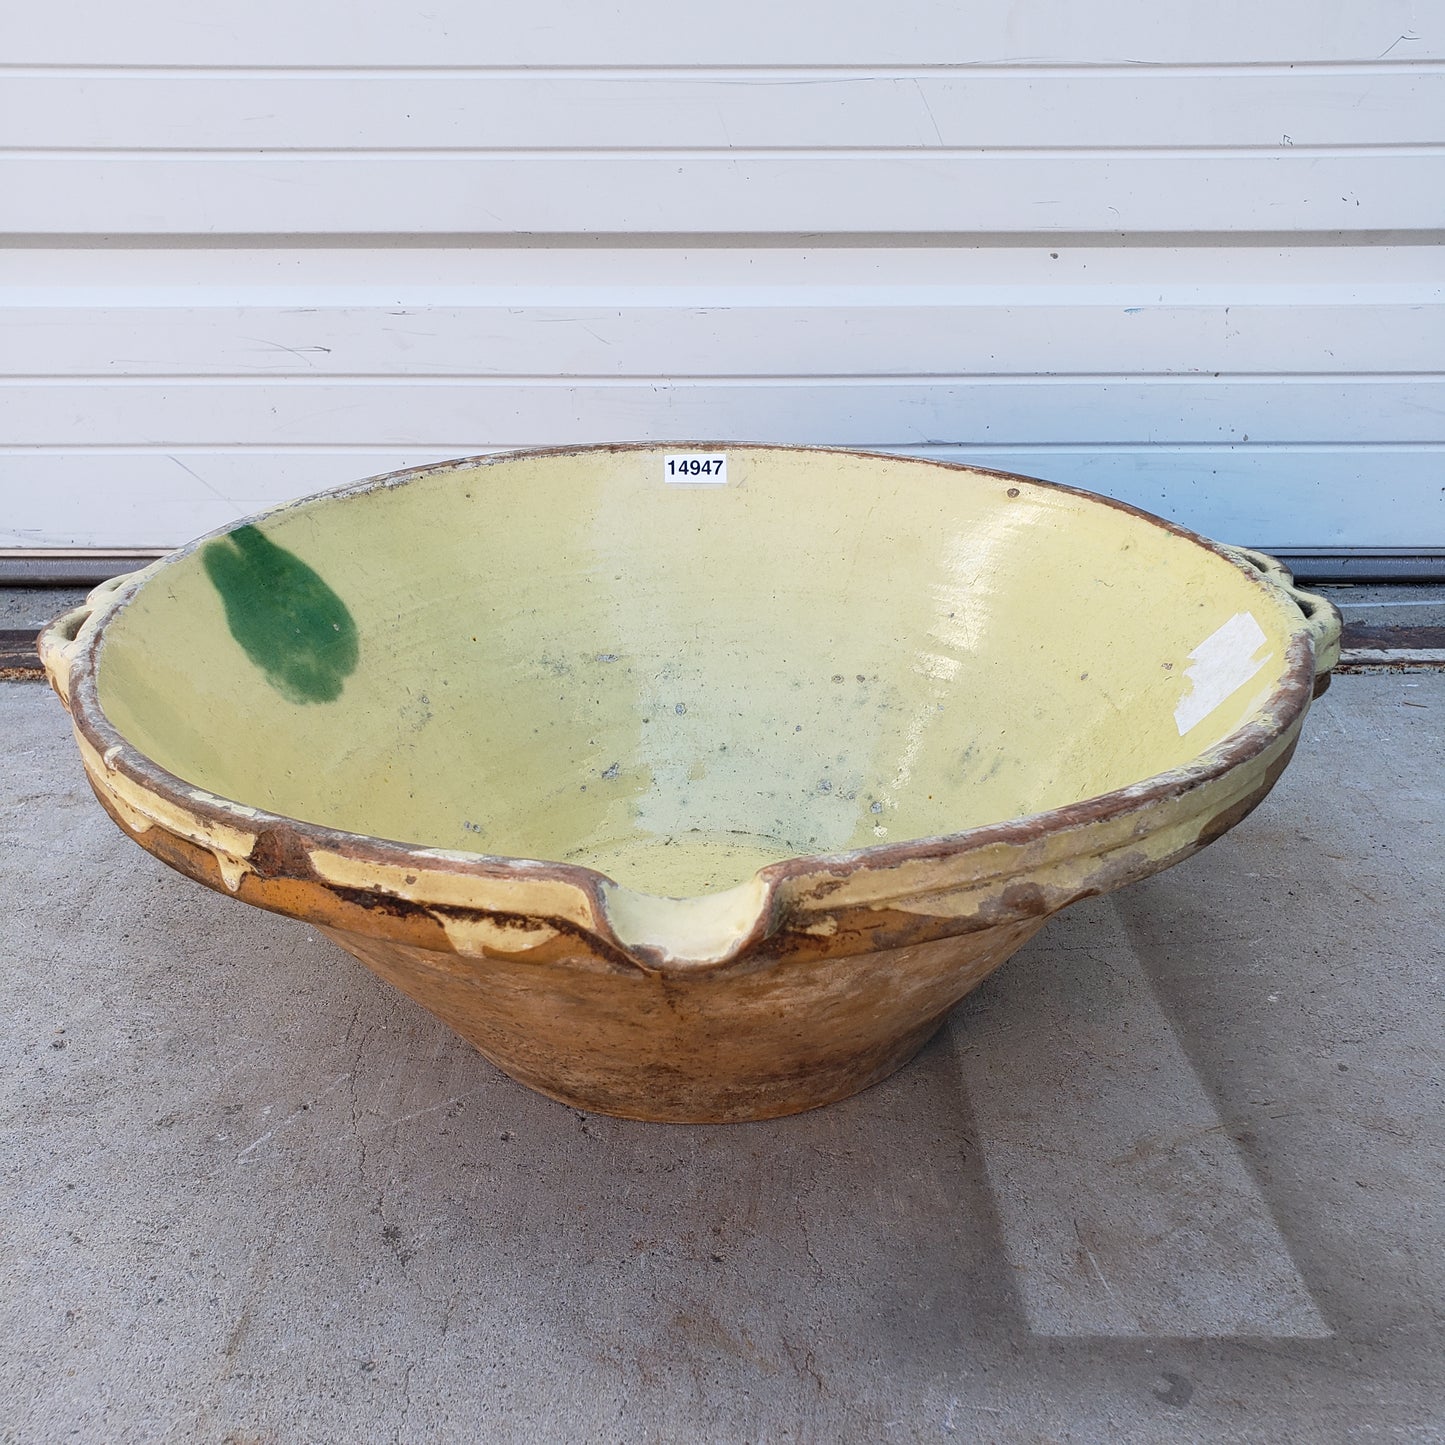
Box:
[201,525,359,704]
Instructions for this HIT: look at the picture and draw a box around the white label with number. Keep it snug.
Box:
[663,453,728,485]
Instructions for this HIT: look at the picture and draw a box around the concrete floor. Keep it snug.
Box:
[2,670,1442,1443]
[0,588,91,630]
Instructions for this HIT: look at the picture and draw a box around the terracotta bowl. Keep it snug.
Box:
[40,445,1340,1122]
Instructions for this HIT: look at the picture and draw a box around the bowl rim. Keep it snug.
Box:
[58,442,1322,945]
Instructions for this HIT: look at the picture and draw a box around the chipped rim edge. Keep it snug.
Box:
[55,443,1324,968]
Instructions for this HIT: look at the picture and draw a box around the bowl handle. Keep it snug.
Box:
[37,571,145,711]
[1221,546,1342,693]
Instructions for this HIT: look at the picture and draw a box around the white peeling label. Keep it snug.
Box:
[1174,611,1270,736]
[663,453,728,485]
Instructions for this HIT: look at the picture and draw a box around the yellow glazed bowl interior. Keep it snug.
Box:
[95,446,1310,898]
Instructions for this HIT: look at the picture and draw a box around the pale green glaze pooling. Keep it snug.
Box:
[93,448,1310,898]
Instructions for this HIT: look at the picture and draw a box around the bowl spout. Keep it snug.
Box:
[598,874,777,970]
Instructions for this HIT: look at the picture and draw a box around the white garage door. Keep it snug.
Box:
[1,1,1442,561]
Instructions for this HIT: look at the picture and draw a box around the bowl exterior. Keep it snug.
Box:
[319,917,1047,1122]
